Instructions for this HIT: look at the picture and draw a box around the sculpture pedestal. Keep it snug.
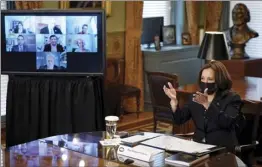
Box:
[221,58,262,79]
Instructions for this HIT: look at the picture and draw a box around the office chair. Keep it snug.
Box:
[236,99,261,167]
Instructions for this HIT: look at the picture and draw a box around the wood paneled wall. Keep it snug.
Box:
[106,31,125,59]
[105,31,125,85]
[124,2,144,112]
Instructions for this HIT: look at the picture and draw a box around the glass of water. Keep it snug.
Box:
[105,116,119,139]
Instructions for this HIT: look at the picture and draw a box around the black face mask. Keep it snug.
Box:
[199,82,217,95]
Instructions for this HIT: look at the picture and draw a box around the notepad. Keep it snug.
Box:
[165,153,209,166]
[99,138,121,146]
[141,135,216,154]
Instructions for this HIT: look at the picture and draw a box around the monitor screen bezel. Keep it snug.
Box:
[141,17,164,45]
[1,9,106,76]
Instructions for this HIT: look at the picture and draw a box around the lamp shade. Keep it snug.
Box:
[197,32,230,60]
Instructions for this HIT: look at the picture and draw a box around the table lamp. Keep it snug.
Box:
[197,32,230,61]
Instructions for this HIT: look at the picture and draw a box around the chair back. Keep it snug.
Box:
[236,99,261,166]
[146,72,179,123]
[105,58,124,87]
[238,99,261,145]
[104,58,124,116]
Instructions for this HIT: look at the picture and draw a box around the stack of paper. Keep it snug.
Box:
[141,135,216,154]
[121,132,163,146]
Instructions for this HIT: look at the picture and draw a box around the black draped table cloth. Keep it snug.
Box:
[6,75,105,147]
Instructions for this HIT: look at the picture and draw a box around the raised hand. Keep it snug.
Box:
[163,82,178,111]
[193,88,209,109]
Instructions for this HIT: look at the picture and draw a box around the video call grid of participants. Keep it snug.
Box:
[5,15,98,70]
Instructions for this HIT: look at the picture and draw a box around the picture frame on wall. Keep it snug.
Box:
[59,1,112,17]
[162,25,176,45]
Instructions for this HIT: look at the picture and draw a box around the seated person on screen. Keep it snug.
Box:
[78,24,88,34]
[14,22,26,34]
[72,39,90,52]
[39,53,63,70]
[43,35,64,52]
[163,60,245,152]
[11,35,28,52]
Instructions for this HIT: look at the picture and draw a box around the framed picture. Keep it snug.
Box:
[162,25,176,45]
[59,1,112,17]
[182,32,192,45]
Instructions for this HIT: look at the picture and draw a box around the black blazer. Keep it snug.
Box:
[173,90,243,152]
[11,45,29,52]
[14,28,26,33]
[39,65,65,70]
[43,44,64,52]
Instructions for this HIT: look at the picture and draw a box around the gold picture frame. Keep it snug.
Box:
[59,1,111,17]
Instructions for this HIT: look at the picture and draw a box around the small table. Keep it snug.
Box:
[2,131,246,167]
[177,76,262,102]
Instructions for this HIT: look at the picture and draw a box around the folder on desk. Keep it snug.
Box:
[141,135,224,156]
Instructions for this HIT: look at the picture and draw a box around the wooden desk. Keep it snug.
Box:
[177,77,262,102]
[2,132,245,167]
[221,58,262,79]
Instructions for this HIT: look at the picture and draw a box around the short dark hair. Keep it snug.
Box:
[49,35,57,39]
[17,35,24,39]
[198,60,232,91]
[82,24,88,28]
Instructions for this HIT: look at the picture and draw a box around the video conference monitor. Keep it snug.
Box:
[141,17,164,45]
[1,10,106,75]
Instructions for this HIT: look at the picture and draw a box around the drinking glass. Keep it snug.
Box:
[105,116,119,139]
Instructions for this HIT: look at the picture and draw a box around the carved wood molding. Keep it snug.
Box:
[15,1,43,9]
[106,31,125,58]
[59,1,111,17]
[124,1,144,112]
[186,1,200,45]
[204,1,223,31]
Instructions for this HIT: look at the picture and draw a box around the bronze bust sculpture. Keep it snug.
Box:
[225,3,259,59]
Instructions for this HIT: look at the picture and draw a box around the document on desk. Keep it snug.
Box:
[141,135,216,154]
[121,132,163,146]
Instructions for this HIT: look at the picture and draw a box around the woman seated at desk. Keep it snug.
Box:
[163,60,245,152]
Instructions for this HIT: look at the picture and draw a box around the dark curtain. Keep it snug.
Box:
[6,76,105,147]
[7,1,16,10]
